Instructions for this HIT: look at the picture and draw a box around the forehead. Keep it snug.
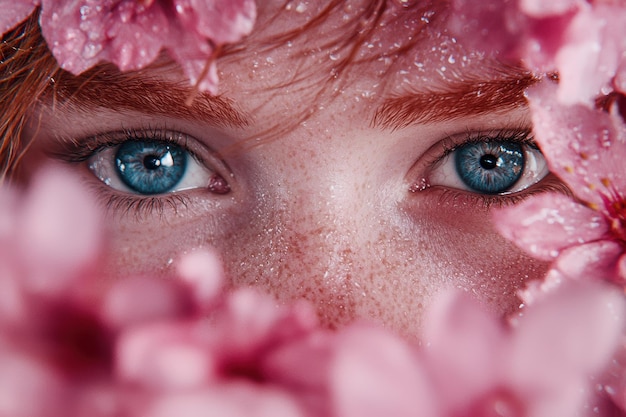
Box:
[45,0,531,140]
[221,0,508,96]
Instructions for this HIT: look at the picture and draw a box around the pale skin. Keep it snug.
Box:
[19,0,554,338]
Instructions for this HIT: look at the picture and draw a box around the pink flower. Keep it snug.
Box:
[0,0,256,94]
[422,281,625,417]
[449,0,626,106]
[494,82,626,291]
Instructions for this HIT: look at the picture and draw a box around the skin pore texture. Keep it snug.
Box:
[19,0,553,339]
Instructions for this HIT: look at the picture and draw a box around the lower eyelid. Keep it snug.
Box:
[417,174,571,210]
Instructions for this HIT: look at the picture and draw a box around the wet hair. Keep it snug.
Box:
[0,0,441,182]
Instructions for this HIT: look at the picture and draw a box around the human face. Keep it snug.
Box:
[21,0,554,338]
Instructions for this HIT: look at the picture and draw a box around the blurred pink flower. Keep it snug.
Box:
[2,166,626,416]
[494,82,626,292]
[449,0,626,106]
[423,282,625,417]
[0,0,256,94]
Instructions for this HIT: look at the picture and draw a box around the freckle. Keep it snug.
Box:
[579,152,588,160]
[601,178,612,187]
[587,183,596,191]
[564,166,574,174]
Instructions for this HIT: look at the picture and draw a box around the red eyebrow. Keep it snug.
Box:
[52,66,250,129]
[372,71,538,130]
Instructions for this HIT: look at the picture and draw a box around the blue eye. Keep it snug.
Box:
[87,134,218,196]
[428,135,549,195]
[115,141,187,195]
[454,141,523,194]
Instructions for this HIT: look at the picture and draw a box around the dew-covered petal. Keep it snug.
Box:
[527,82,626,208]
[0,0,38,34]
[493,192,607,260]
[40,0,169,74]
[173,0,256,45]
[330,323,437,417]
[603,332,626,414]
[552,240,623,282]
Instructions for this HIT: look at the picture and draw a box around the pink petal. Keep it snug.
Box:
[16,166,101,295]
[0,0,38,34]
[116,322,216,390]
[603,333,626,413]
[330,323,437,417]
[261,331,334,392]
[176,249,224,308]
[550,5,626,106]
[517,269,565,306]
[40,0,168,74]
[493,192,607,260]
[102,1,169,71]
[520,0,581,17]
[510,282,624,390]
[261,331,335,416]
[422,291,506,411]
[173,0,256,45]
[101,276,195,329]
[552,240,623,281]
[145,383,305,417]
[0,347,67,416]
[219,290,317,355]
[527,82,626,208]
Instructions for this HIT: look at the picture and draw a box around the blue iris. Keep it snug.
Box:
[454,141,524,194]
[115,140,187,195]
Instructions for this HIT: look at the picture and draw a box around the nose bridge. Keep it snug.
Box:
[280,182,368,280]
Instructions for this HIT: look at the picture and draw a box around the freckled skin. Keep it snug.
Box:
[23,0,550,339]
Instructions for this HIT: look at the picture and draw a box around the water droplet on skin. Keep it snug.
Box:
[329,52,340,61]
[286,1,308,13]
[447,55,456,64]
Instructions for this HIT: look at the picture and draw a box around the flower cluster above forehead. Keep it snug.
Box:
[0,0,257,94]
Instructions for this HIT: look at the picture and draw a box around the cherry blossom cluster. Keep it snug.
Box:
[0,0,256,94]
[450,0,626,412]
[1,167,624,416]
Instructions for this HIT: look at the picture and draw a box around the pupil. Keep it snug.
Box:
[144,155,162,170]
[480,154,497,169]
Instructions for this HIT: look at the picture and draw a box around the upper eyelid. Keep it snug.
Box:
[49,127,212,167]
[429,128,536,168]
